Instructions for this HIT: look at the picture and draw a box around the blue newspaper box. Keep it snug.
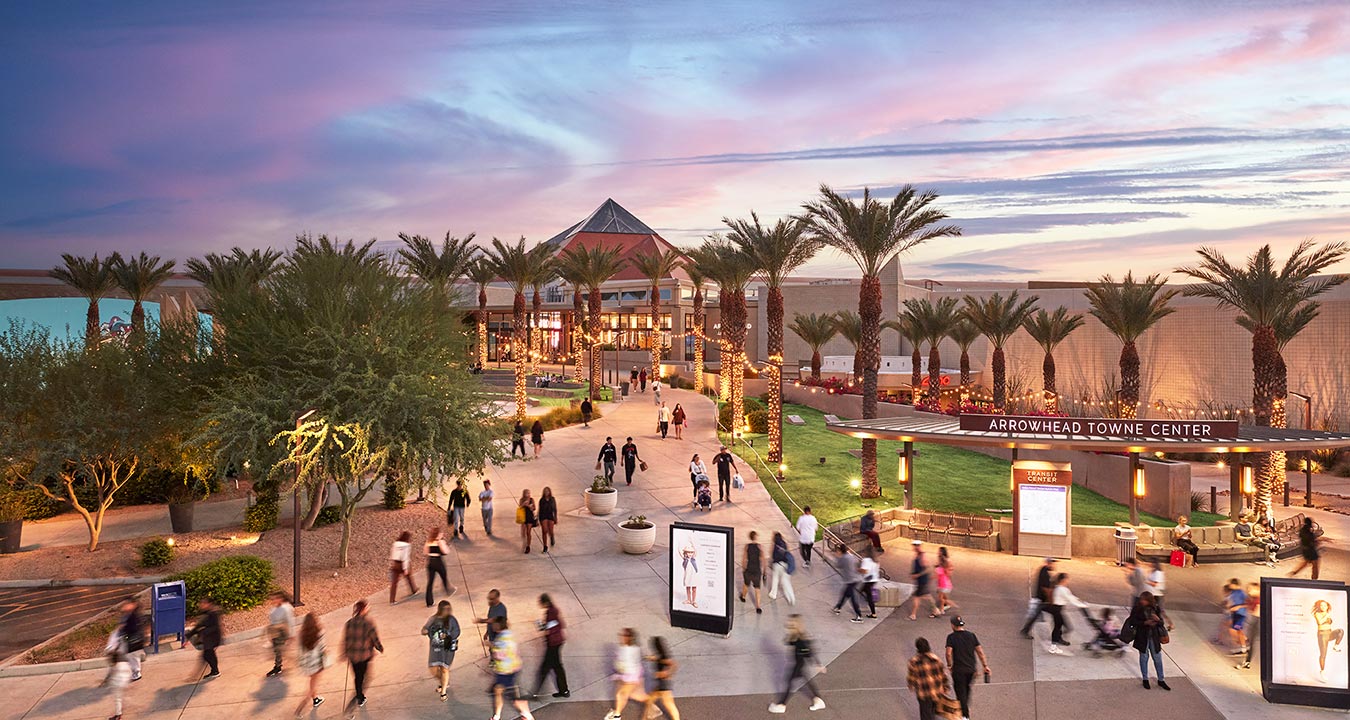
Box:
[150,580,186,653]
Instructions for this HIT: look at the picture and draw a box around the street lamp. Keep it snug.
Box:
[1240,464,1255,509]
[292,409,318,606]
[1288,391,1314,507]
[1128,452,1143,526]
[776,463,787,483]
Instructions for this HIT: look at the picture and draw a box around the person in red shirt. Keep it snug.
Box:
[531,594,570,698]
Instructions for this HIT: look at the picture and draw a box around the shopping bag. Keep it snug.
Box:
[1169,550,1185,567]
[936,694,962,719]
[515,506,526,524]
[732,474,745,489]
[639,460,649,472]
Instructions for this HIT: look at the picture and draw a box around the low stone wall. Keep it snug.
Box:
[782,384,918,421]
[826,506,1132,560]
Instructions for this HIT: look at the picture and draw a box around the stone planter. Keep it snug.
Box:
[584,489,618,516]
[168,502,195,533]
[0,519,22,554]
[617,522,656,554]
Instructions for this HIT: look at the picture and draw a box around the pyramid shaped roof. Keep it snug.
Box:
[546,199,690,283]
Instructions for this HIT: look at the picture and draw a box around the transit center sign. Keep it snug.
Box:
[959,414,1240,440]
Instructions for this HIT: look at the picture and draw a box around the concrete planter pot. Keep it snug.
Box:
[617,522,656,554]
[584,489,618,516]
[168,502,195,533]
[0,519,22,554]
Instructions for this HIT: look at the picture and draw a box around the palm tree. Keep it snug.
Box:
[111,252,177,336]
[1176,240,1348,515]
[1022,307,1086,414]
[789,313,839,380]
[727,212,820,462]
[558,244,626,401]
[525,247,557,376]
[801,185,960,498]
[485,237,537,422]
[962,292,1039,412]
[186,247,282,295]
[887,315,926,404]
[685,262,711,394]
[947,320,981,401]
[699,237,758,433]
[397,232,476,301]
[903,297,961,404]
[1084,273,1179,420]
[833,310,864,383]
[465,257,497,367]
[49,253,119,350]
[552,250,590,381]
[631,249,685,389]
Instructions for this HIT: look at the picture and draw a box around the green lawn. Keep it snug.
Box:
[534,386,591,407]
[724,403,1224,528]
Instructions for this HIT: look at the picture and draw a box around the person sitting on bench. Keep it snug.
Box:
[1235,512,1279,564]
[1172,516,1201,567]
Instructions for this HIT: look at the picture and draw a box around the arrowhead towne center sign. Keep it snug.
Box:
[959,414,1240,440]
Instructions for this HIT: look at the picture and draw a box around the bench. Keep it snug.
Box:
[1134,524,1264,564]
[787,415,806,426]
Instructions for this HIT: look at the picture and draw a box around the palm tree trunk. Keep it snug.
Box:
[725,288,748,432]
[857,275,882,499]
[1255,344,1288,517]
[992,346,1007,412]
[131,300,146,335]
[1251,326,1277,427]
[572,294,585,381]
[513,292,528,422]
[85,298,100,350]
[1118,341,1140,419]
[650,282,661,388]
[530,291,542,376]
[1043,351,1058,414]
[588,289,603,401]
[767,285,784,463]
[910,346,922,404]
[811,349,821,380]
[477,292,488,367]
[927,344,941,405]
[692,289,705,394]
[959,349,971,402]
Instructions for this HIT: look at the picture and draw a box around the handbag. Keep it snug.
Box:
[1169,550,1186,567]
[1118,617,1137,644]
[639,460,649,472]
[515,506,527,524]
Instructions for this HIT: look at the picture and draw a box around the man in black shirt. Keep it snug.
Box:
[1019,557,1057,638]
[945,616,990,719]
[712,445,738,502]
[597,437,618,482]
[620,437,640,485]
[580,397,593,428]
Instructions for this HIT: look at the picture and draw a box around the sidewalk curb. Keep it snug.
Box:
[0,576,165,589]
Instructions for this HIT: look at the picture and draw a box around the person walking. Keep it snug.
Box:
[712,445,738,502]
[1223,578,1250,655]
[945,616,990,719]
[1019,557,1057,638]
[604,628,650,720]
[489,617,535,720]
[448,480,472,539]
[672,403,686,440]
[935,547,957,615]
[859,510,883,553]
[1123,591,1171,690]
[421,600,460,702]
[518,489,538,554]
[739,530,766,614]
[531,593,570,698]
[1123,557,1147,609]
[389,531,419,603]
[657,402,671,439]
[538,487,558,553]
[796,507,819,568]
[1047,573,1089,652]
[689,453,707,502]
[859,548,880,619]
[530,419,545,458]
[598,437,618,483]
[621,436,641,486]
[906,637,949,720]
[580,397,593,427]
[511,420,526,457]
[768,531,796,605]
[652,378,662,404]
[831,546,864,623]
[185,598,222,680]
[630,365,639,394]
[643,636,680,720]
[768,615,827,713]
[479,479,496,536]
[1289,517,1325,580]
[639,367,648,393]
[342,600,383,716]
[1146,560,1168,610]
[266,591,296,677]
[1172,515,1201,567]
[105,648,131,720]
[909,541,938,620]
[293,614,329,718]
[113,597,146,682]
[1237,582,1260,670]
[425,527,455,606]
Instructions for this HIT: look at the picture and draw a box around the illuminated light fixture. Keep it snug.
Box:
[1215,460,1226,470]
[166,537,176,547]
[1241,465,1254,495]
[849,478,861,490]
[1133,467,1147,498]
[779,463,788,474]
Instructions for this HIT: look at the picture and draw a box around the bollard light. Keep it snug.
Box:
[1133,467,1147,498]
[849,477,861,490]
[1241,465,1255,496]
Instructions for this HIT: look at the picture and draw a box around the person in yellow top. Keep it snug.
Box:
[489,617,534,720]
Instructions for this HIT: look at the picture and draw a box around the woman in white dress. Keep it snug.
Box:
[681,540,699,608]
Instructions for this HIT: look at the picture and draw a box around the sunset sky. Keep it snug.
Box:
[3,1,1349,280]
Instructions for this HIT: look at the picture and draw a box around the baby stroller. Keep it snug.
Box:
[1081,608,1127,657]
[694,479,713,511]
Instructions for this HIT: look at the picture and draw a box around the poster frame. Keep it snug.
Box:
[1260,577,1350,709]
[669,521,735,636]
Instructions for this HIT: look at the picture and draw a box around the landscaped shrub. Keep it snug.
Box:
[314,505,343,527]
[242,492,279,532]
[718,397,765,430]
[0,491,26,523]
[382,474,406,510]
[19,487,63,520]
[167,555,273,612]
[138,537,174,567]
[537,404,602,431]
[747,409,769,434]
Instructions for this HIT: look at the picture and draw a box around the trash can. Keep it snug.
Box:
[150,580,187,653]
[620,382,629,398]
[1113,526,1137,566]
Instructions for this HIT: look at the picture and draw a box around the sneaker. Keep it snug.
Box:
[756,608,763,614]
[313,697,325,708]
[867,614,878,619]
[552,691,571,698]
[357,697,367,707]
[1157,680,1171,691]
[267,666,283,677]
[1236,661,1251,669]
[1142,679,1150,689]
[851,616,863,623]
[832,608,841,615]
[604,711,620,720]
[809,697,826,711]
[768,704,787,714]
[130,673,141,682]
[203,672,220,679]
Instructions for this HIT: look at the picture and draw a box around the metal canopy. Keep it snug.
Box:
[825,415,1350,453]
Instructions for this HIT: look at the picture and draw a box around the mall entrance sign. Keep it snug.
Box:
[960,414,1239,440]
[1011,460,1072,558]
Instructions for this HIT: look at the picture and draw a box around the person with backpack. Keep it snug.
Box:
[421,600,461,702]
[448,480,472,539]
[265,591,296,678]
[768,615,826,713]
[768,531,796,605]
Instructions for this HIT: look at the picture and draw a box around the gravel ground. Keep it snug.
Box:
[3,500,449,663]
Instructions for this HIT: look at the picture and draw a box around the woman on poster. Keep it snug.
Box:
[1313,600,1345,678]
[680,540,699,608]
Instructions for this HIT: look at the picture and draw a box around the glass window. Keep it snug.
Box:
[660,289,672,301]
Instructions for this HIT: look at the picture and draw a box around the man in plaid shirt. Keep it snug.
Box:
[342,600,383,717]
[906,637,949,720]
